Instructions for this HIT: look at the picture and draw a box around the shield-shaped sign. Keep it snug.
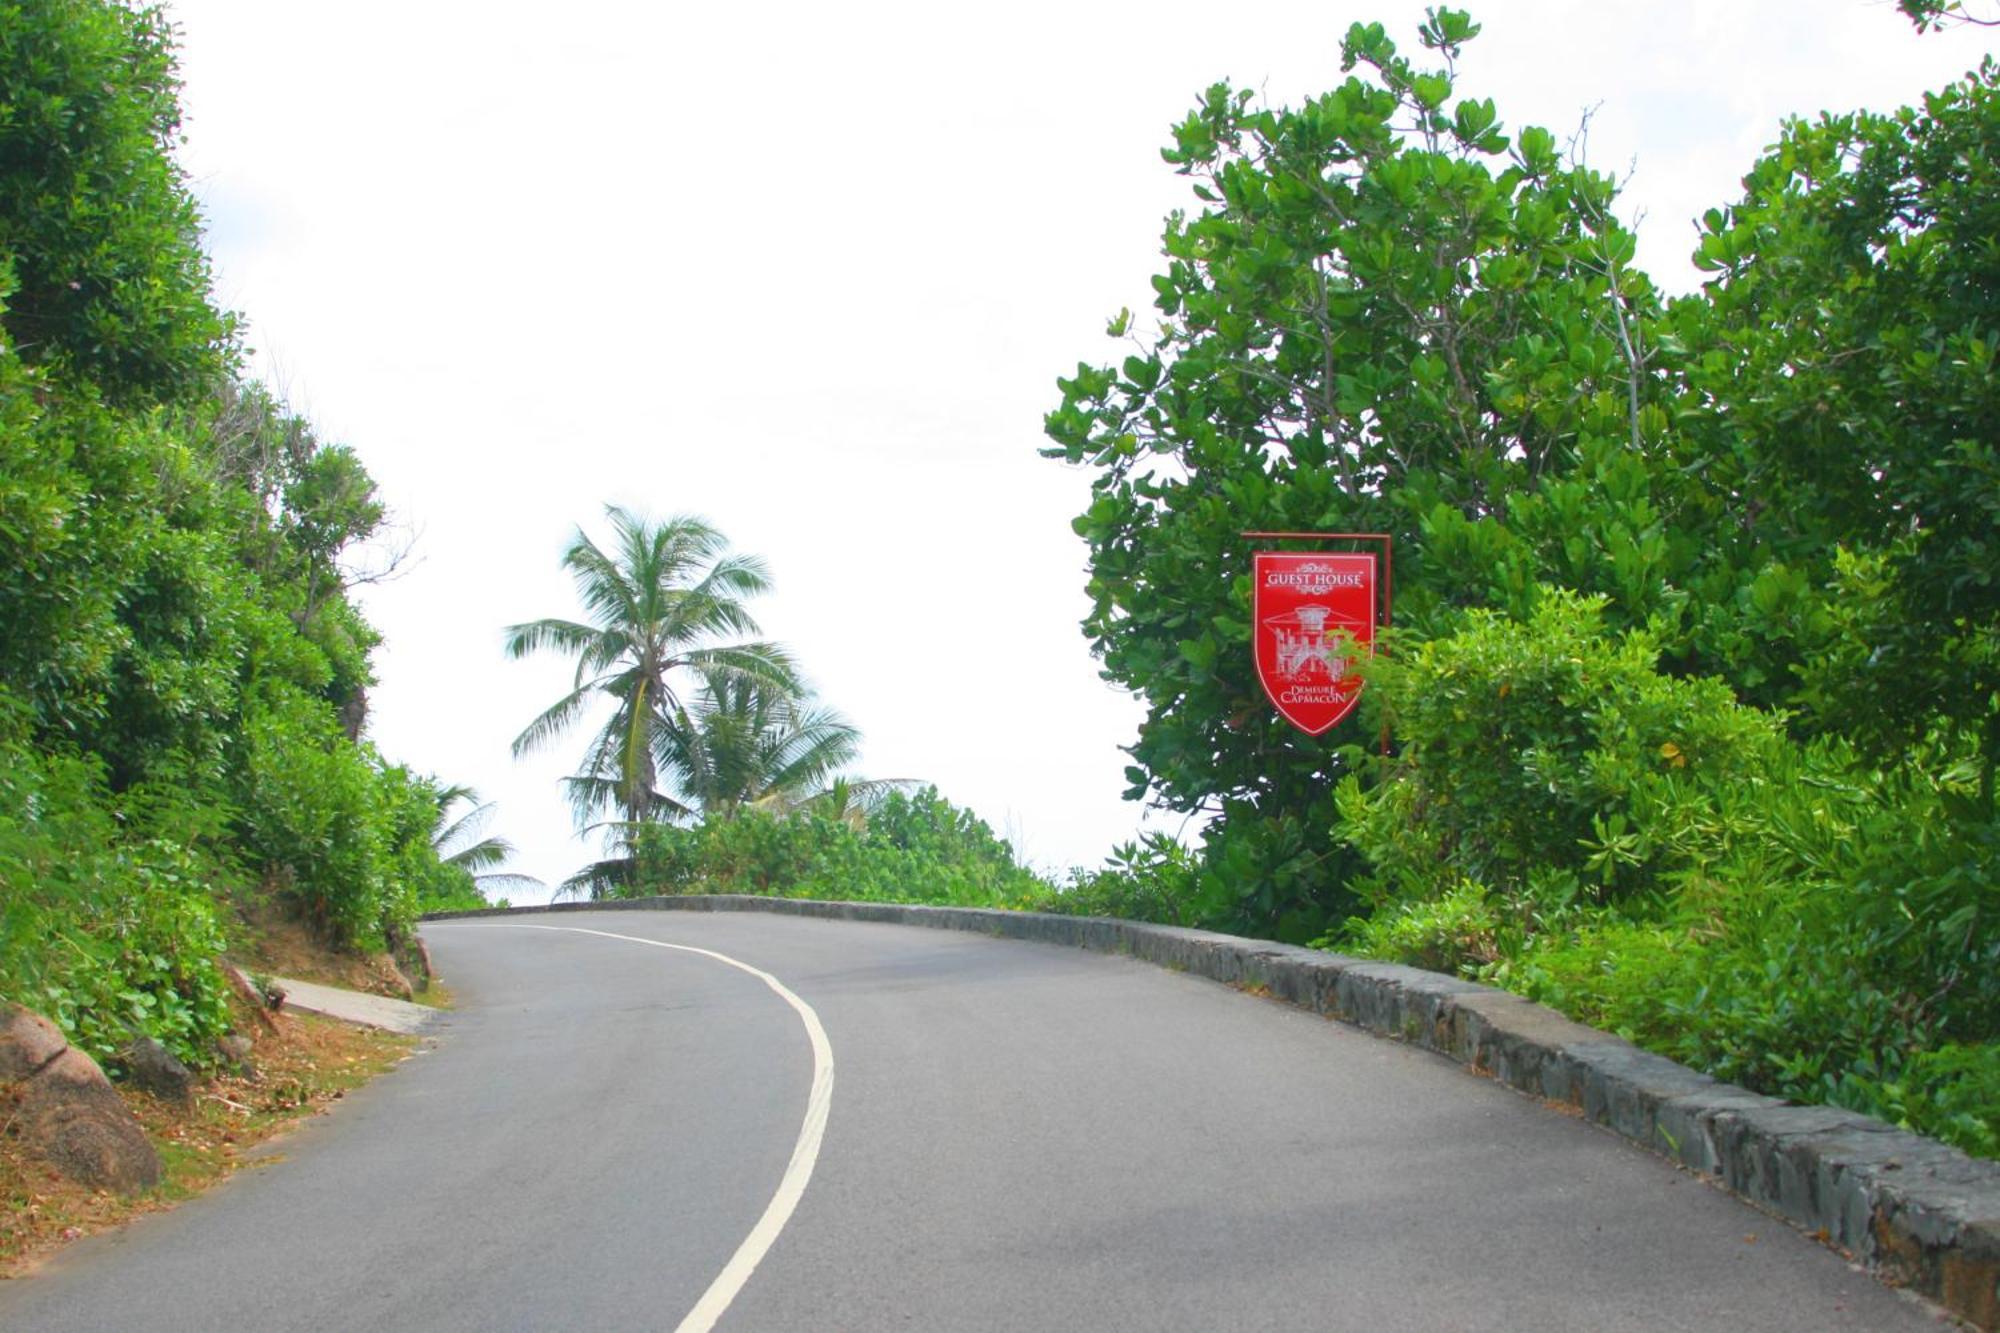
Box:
[1252,551,1376,736]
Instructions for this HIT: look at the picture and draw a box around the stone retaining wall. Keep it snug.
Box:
[425,894,2000,1329]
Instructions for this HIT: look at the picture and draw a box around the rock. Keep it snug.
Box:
[219,961,282,1032]
[216,1033,257,1079]
[119,1036,194,1110]
[383,922,431,994]
[0,1005,161,1194]
[376,958,415,1002]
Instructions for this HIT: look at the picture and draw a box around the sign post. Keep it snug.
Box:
[1244,532,1391,739]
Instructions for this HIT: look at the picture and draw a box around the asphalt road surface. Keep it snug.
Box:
[0,911,1948,1331]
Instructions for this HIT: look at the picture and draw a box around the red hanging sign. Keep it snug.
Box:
[1252,550,1376,736]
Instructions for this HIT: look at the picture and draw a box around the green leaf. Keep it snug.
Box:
[1412,74,1452,111]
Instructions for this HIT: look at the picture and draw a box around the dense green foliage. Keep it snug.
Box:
[0,0,480,1070]
[1681,62,2000,794]
[0,713,232,1068]
[1333,596,1997,1155]
[628,787,1045,907]
[1044,8,1715,942]
[0,0,230,403]
[1043,11,1997,1154]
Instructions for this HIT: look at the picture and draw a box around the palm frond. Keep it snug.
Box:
[681,641,801,696]
[510,682,601,757]
[468,872,546,896]
[565,528,642,640]
[432,794,495,854]
[693,552,776,604]
[761,776,925,827]
[431,789,546,893]
[447,834,519,873]
[753,707,862,802]
[502,617,605,661]
[557,856,638,901]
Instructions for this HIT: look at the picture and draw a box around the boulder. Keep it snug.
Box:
[410,936,434,993]
[369,955,414,1002]
[120,1035,194,1110]
[0,1005,161,1194]
[216,1032,257,1079]
[219,961,282,1031]
[382,923,427,996]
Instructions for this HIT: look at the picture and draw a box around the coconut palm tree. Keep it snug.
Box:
[664,672,923,834]
[505,508,797,881]
[431,785,545,897]
[659,670,868,820]
[761,775,924,830]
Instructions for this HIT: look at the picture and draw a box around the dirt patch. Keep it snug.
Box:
[228,893,415,1000]
[0,1004,415,1278]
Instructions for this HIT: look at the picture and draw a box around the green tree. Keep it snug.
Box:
[1041,10,1699,938]
[0,0,459,1056]
[1897,0,1999,31]
[1681,56,2000,805]
[505,508,797,891]
[0,0,232,405]
[659,671,864,821]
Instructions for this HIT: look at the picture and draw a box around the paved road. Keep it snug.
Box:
[0,912,1946,1331]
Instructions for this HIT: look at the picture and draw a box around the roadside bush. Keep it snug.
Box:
[0,705,233,1068]
[235,687,475,946]
[1329,591,1998,1156]
[1026,833,1216,926]
[630,787,1047,907]
[1839,1043,2000,1162]
[1339,878,1505,975]
[1337,590,1779,908]
[235,684,385,946]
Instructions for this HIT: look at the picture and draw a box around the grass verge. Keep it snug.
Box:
[0,1009,415,1277]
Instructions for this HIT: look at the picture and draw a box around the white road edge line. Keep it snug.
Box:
[439,921,834,1333]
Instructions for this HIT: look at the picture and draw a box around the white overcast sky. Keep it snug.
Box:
[164,1,1992,898]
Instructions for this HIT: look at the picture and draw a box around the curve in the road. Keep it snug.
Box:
[471,922,835,1333]
[0,910,1949,1332]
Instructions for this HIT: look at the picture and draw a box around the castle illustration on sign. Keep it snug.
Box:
[1262,603,1362,681]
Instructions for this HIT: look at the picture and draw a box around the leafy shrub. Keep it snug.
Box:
[235,687,477,946]
[630,787,1047,907]
[44,838,234,1069]
[1027,833,1214,926]
[1837,1043,2000,1161]
[1332,591,1998,1155]
[235,684,386,946]
[1337,878,1505,974]
[1338,589,1779,907]
[0,707,232,1068]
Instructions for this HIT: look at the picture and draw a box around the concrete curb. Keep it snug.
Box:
[424,894,2000,1329]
